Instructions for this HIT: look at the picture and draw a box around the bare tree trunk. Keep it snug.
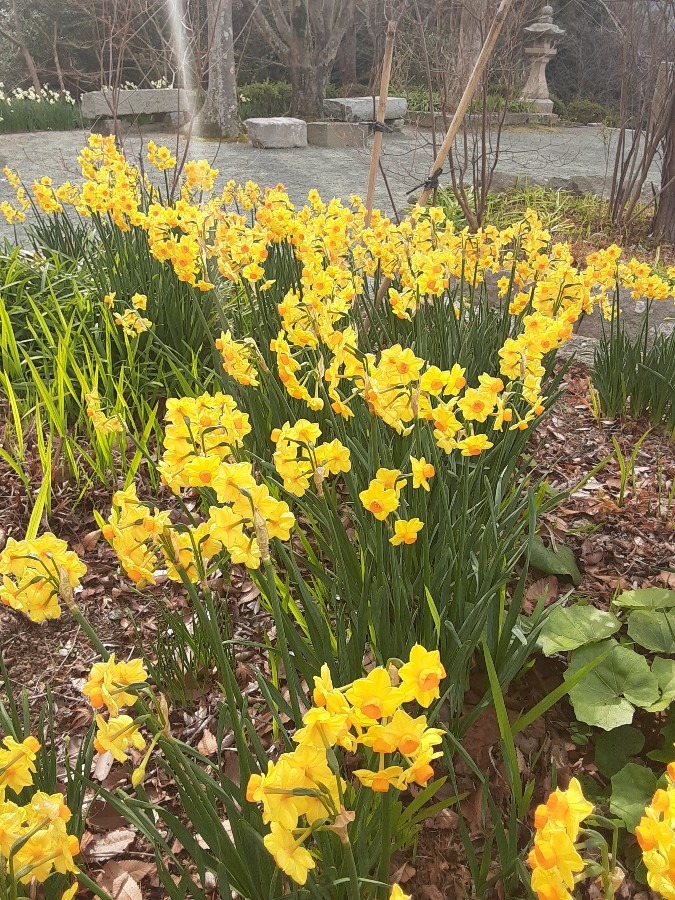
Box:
[336,16,358,87]
[53,23,66,93]
[199,0,239,138]
[654,99,675,241]
[10,0,41,91]
[289,58,329,118]
[21,46,42,92]
[448,0,492,108]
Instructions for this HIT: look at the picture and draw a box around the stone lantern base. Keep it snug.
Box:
[523,97,554,115]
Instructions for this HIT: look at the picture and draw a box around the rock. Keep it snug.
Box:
[81,88,196,120]
[323,96,407,123]
[488,172,521,193]
[545,175,607,196]
[556,334,598,366]
[306,121,368,148]
[245,117,307,149]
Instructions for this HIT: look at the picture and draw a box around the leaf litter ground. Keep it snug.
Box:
[0,362,673,898]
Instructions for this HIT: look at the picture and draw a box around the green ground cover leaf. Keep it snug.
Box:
[647,658,675,713]
[613,588,675,610]
[610,763,658,833]
[530,536,581,585]
[595,725,645,778]
[539,605,620,656]
[566,640,660,730]
[627,609,675,654]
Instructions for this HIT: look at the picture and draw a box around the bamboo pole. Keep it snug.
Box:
[375,0,516,302]
[417,0,516,207]
[364,18,397,226]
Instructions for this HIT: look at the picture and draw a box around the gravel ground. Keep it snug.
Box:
[0,122,662,233]
[0,122,670,341]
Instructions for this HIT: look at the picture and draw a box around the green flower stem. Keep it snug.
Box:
[378,790,393,899]
[342,835,361,899]
[69,602,110,660]
[262,558,303,725]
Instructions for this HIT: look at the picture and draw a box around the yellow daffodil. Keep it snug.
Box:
[410,456,435,490]
[346,668,403,721]
[389,518,424,546]
[398,645,446,707]
[263,823,315,885]
[93,714,145,763]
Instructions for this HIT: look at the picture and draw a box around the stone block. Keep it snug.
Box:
[323,96,407,123]
[81,88,195,120]
[245,117,307,149]
[306,121,368,148]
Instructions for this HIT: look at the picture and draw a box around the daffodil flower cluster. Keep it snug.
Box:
[74,135,145,230]
[215,330,260,386]
[247,645,445,886]
[1,165,29,223]
[358,457,434,542]
[114,307,153,338]
[82,656,149,765]
[0,734,79,892]
[146,140,176,171]
[101,285,153,342]
[0,533,86,622]
[158,392,251,493]
[271,419,351,497]
[85,389,124,434]
[101,391,295,577]
[636,761,675,899]
[528,778,593,900]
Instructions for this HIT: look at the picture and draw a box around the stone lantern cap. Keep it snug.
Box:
[525,5,565,37]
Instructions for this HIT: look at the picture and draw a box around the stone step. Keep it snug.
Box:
[245,117,307,149]
[323,96,407,123]
[81,88,195,120]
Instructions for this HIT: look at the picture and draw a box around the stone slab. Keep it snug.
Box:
[245,117,307,149]
[81,89,196,120]
[407,110,556,129]
[323,96,407,122]
[306,121,368,148]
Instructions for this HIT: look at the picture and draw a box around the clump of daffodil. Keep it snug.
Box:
[271,419,351,497]
[99,391,296,579]
[0,734,79,894]
[216,330,260,386]
[528,778,594,900]
[85,389,124,435]
[82,654,157,789]
[637,761,675,899]
[0,533,86,622]
[246,645,446,886]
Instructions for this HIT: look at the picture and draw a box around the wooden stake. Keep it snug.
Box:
[418,0,516,207]
[365,18,397,226]
[375,0,515,301]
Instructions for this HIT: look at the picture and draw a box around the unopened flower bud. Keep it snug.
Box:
[313,465,326,498]
[253,509,271,562]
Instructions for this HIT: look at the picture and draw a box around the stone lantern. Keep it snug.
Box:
[520,4,565,115]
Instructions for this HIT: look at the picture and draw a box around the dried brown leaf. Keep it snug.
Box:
[86,828,135,861]
[197,729,218,756]
[92,750,115,782]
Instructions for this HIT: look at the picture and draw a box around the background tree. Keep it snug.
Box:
[0,0,43,90]
[197,0,239,138]
[241,0,355,117]
[654,65,675,241]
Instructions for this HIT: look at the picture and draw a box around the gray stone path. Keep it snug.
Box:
[0,123,662,238]
[0,123,671,344]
